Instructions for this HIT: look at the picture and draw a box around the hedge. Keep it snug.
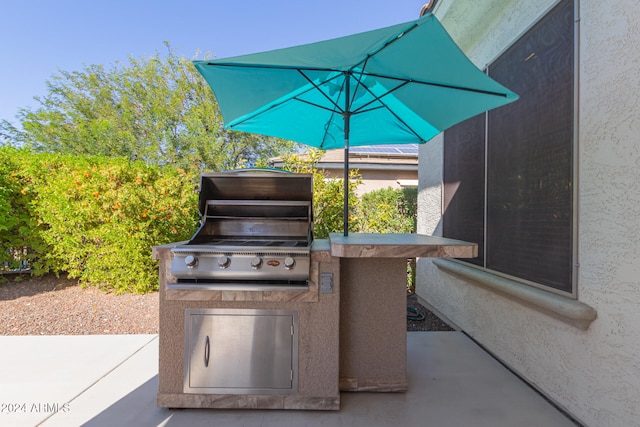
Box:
[0,147,198,293]
[359,187,417,234]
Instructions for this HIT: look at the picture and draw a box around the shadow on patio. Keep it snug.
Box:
[0,332,579,427]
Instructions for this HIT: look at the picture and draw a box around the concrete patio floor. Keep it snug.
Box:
[0,332,578,427]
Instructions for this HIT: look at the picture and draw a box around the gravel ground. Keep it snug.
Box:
[0,273,452,335]
[0,273,158,335]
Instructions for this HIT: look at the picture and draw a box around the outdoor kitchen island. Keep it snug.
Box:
[329,233,477,392]
[154,232,476,410]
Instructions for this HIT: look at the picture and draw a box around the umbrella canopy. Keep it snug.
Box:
[193,13,518,236]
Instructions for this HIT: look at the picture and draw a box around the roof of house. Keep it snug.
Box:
[270,144,419,171]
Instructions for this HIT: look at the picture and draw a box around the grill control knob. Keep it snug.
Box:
[218,256,231,269]
[184,255,198,268]
[250,256,263,269]
[283,256,296,270]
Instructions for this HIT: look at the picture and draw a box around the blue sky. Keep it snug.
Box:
[1,0,427,125]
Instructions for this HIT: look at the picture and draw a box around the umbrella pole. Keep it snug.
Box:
[343,74,351,237]
[343,132,349,237]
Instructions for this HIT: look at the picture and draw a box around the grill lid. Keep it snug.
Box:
[197,169,313,216]
[192,169,313,244]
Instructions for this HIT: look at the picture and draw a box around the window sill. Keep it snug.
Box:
[432,259,597,330]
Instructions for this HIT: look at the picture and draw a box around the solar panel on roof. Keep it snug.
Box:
[350,144,419,155]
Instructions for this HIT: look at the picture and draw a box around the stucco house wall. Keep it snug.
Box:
[314,149,418,196]
[416,1,640,426]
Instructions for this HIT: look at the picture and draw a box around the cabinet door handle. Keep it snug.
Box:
[204,335,210,367]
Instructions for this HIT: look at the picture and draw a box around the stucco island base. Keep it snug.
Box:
[330,233,477,392]
[154,240,341,411]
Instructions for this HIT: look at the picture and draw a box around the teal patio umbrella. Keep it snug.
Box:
[193,13,518,236]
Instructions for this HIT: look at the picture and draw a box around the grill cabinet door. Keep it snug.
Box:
[184,309,298,394]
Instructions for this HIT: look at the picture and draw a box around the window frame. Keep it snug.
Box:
[442,0,579,297]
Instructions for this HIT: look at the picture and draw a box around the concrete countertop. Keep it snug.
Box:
[328,233,478,258]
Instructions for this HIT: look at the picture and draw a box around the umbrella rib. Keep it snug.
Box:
[225,70,344,129]
[347,45,428,142]
[350,21,423,71]
[203,63,510,98]
[376,96,427,142]
[357,71,511,98]
[297,70,345,114]
[349,59,369,112]
[297,70,348,149]
[350,80,410,115]
[205,62,341,74]
[293,97,342,114]
[346,15,509,99]
[352,105,386,115]
[350,78,428,141]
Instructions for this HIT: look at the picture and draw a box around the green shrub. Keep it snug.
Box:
[359,186,418,291]
[1,148,198,293]
[0,147,45,272]
[277,150,362,239]
[359,187,417,233]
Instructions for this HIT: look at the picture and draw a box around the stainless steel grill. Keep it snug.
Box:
[169,170,313,291]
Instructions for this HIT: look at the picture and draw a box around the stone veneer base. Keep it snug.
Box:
[157,393,340,411]
[339,378,409,392]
